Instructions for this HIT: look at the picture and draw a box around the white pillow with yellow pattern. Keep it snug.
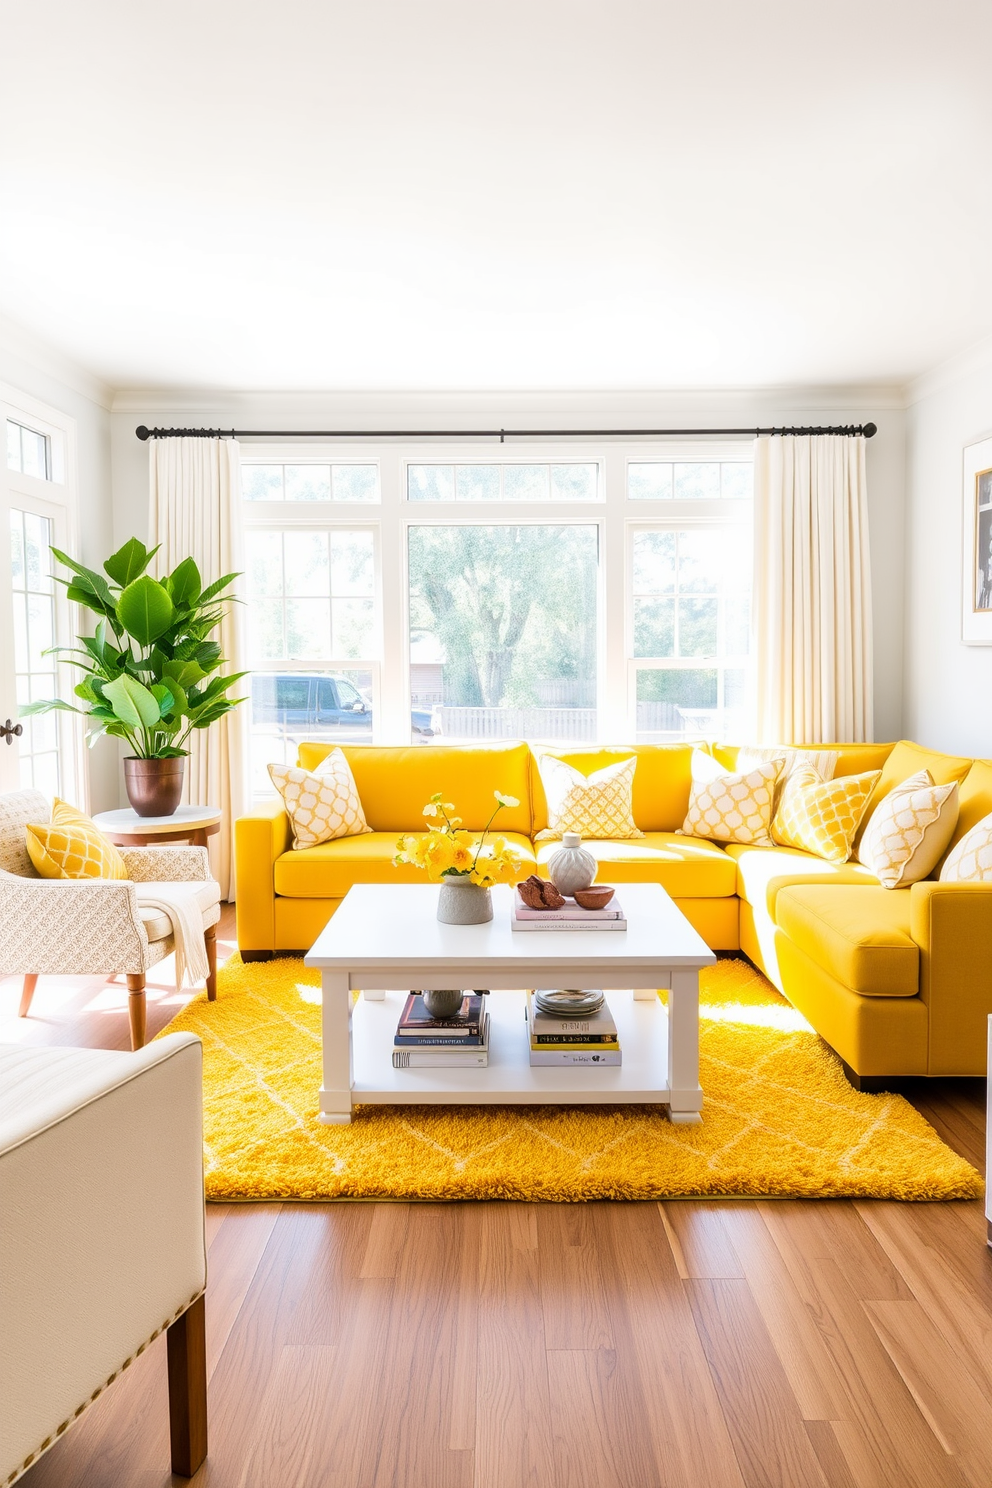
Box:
[939,809,992,883]
[771,764,880,864]
[857,769,959,888]
[679,751,782,847]
[535,754,643,841]
[269,748,372,850]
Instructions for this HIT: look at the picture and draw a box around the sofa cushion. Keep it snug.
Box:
[775,885,919,997]
[946,759,992,852]
[712,742,894,779]
[274,831,538,898]
[530,744,695,834]
[726,842,879,915]
[295,742,534,835]
[535,832,737,897]
[855,740,973,849]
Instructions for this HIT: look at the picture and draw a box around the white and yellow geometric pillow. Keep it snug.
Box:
[680,752,782,847]
[535,754,643,841]
[857,770,959,888]
[269,748,372,850]
[939,809,992,883]
[771,765,880,864]
[25,798,128,880]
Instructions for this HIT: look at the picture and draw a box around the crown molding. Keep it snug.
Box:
[111,382,908,421]
[906,331,992,406]
[0,314,114,410]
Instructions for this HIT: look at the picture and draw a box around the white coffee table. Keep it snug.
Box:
[304,882,715,1126]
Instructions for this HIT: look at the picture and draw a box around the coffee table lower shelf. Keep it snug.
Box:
[344,988,692,1114]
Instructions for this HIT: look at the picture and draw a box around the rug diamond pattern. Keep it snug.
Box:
[159,955,981,1202]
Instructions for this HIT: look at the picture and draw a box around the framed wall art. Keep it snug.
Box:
[962,434,992,643]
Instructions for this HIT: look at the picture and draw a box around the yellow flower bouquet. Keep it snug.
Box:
[394,791,522,888]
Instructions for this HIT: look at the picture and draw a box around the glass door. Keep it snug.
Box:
[0,402,80,798]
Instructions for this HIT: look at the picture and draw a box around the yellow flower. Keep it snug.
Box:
[450,841,474,871]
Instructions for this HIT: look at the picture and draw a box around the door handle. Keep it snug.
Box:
[1,718,23,746]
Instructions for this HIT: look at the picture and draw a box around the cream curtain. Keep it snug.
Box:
[149,438,247,899]
[753,434,873,745]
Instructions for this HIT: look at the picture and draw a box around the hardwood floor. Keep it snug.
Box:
[3,906,989,1488]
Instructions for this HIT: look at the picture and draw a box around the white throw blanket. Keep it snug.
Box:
[136,881,218,989]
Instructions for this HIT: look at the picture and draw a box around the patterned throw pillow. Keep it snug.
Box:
[535,754,643,841]
[736,745,839,799]
[771,765,880,864]
[857,770,959,888]
[939,810,992,883]
[269,748,372,850]
[680,752,782,846]
[25,798,127,880]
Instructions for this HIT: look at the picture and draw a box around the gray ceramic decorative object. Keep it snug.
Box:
[422,987,465,1019]
[546,833,596,896]
[436,878,493,925]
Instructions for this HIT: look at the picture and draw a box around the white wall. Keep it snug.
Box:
[0,319,120,810]
[111,385,907,742]
[904,343,992,755]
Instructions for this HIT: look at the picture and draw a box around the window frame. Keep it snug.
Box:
[240,438,753,764]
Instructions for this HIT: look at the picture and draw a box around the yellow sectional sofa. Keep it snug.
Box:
[235,738,992,1086]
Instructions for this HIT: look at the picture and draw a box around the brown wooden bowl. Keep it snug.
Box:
[572,885,615,910]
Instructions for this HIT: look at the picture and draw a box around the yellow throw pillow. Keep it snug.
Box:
[939,810,992,883]
[771,765,880,864]
[534,754,643,841]
[857,770,960,888]
[680,752,782,846]
[269,748,372,850]
[25,798,127,880]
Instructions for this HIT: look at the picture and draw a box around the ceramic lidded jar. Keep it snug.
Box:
[546,833,596,896]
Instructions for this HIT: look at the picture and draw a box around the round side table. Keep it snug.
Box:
[93,805,222,849]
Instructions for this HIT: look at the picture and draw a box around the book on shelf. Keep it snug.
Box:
[395,992,485,1038]
[525,992,621,1065]
[511,897,626,931]
[392,1012,490,1067]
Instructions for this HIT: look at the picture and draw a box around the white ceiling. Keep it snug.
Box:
[2,0,991,393]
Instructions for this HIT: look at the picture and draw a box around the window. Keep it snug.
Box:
[407,462,599,501]
[242,461,379,502]
[6,419,51,481]
[241,441,753,791]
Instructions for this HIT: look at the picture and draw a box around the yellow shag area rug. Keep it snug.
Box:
[159,955,982,1203]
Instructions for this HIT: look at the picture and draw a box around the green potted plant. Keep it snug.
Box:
[22,537,246,817]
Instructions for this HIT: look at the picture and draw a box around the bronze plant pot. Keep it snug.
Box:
[123,755,186,817]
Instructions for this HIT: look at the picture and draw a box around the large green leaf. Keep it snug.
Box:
[163,658,205,689]
[51,548,118,612]
[198,571,240,605]
[117,575,175,646]
[19,698,82,716]
[104,538,159,587]
[166,557,202,608]
[103,673,162,728]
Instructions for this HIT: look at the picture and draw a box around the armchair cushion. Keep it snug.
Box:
[121,845,211,882]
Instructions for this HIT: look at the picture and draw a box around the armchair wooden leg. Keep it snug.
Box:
[18,974,38,1018]
[126,973,147,1050]
[204,922,217,1001]
[167,1294,207,1477]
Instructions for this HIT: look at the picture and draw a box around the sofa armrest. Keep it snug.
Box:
[235,798,292,953]
[0,873,149,975]
[910,880,992,1075]
[121,845,211,882]
[0,1034,206,1485]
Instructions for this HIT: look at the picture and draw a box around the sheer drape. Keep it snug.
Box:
[149,437,247,898]
[753,434,873,745]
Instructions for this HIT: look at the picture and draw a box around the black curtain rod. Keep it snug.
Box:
[135,422,877,442]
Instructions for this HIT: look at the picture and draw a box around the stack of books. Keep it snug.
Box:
[392,991,490,1068]
[525,990,621,1066]
[512,894,626,932]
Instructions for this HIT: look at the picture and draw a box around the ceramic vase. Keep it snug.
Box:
[547,833,596,896]
[436,878,493,925]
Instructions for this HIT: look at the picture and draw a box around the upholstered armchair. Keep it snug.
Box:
[0,1032,208,1483]
[0,790,220,1050]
